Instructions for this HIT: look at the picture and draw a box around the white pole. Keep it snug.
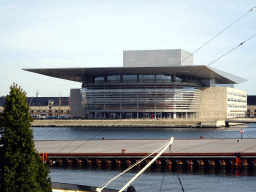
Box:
[118,137,174,192]
[96,139,171,192]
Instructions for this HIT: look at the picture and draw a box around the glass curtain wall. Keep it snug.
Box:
[81,75,202,119]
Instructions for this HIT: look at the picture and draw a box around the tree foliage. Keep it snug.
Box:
[0,84,51,192]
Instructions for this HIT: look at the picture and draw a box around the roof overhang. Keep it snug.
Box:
[23,65,247,84]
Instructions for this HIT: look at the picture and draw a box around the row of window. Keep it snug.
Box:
[227,113,245,117]
[227,98,246,103]
[30,110,67,113]
[95,75,189,83]
[227,92,246,98]
[227,104,246,108]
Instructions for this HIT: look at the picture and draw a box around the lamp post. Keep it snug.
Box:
[240,128,244,139]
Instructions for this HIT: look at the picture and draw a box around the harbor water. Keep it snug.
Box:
[32,123,256,191]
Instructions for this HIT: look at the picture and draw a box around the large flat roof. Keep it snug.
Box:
[23,65,247,84]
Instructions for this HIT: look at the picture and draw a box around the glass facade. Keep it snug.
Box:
[81,74,202,119]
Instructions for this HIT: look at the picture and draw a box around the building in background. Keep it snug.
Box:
[247,96,256,118]
[24,49,247,119]
[0,96,70,118]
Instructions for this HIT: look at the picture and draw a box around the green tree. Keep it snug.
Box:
[0,84,51,192]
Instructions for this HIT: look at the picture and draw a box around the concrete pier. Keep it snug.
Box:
[36,139,256,168]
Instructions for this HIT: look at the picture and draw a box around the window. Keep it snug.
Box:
[107,75,120,82]
[139,75,155,82]
[95,77,104,83]
[156,75,171,82]
[123,75,137,82]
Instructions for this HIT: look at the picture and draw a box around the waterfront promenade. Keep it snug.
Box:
[32,118,256,128]
[32,118,229,128]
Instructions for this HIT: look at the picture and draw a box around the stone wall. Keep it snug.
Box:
[199,87,227,119]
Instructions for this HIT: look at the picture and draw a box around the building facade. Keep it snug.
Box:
[0,97,70,118]
[24,49,247,119]
[246,96,256,118]
[199,87,247,119]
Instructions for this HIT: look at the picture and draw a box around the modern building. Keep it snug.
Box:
[0,96,70,118]
[246,96,256,118]
[24,49,247,119]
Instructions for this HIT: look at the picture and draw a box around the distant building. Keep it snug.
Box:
[246,96,256,118]
[0,97,70,118]
[24,49,247,119]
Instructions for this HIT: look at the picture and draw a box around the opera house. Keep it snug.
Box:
[24,49,247,119]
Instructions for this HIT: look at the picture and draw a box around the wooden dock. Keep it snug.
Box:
[36,139,256,168]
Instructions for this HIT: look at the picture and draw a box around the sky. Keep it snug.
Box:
[1,0,255,97]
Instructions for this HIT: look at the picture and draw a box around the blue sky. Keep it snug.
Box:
[1,0,255,97]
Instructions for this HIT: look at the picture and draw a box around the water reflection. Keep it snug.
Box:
[32,123,256,140]
[49,163,256,177]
